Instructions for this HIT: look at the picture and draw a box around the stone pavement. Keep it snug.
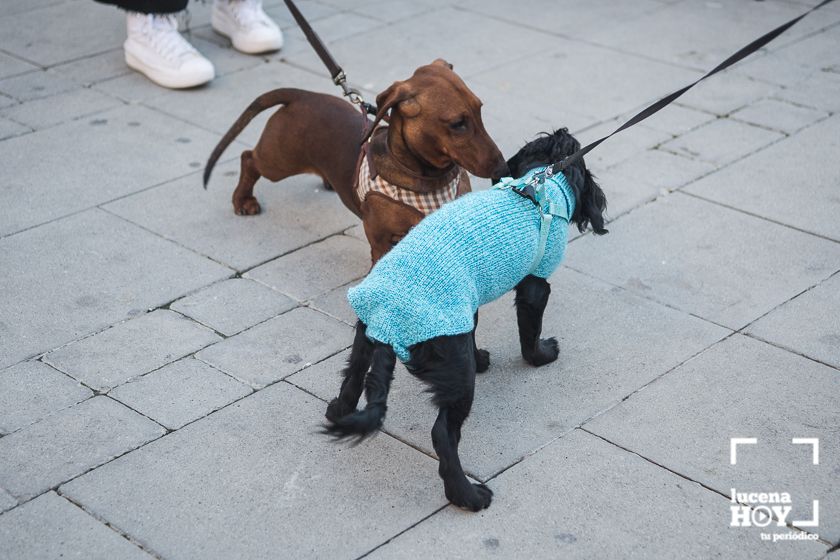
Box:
[0,0,838,558]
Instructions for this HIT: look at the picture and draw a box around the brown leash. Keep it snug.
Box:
[283,0,377,116]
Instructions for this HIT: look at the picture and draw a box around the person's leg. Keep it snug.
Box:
[96,0,214,89]
[211,0,283,54]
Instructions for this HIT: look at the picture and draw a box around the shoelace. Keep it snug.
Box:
[227,0,271,29]
[143,14,199,61]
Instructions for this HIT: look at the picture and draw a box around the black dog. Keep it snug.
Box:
[323,128,607,511]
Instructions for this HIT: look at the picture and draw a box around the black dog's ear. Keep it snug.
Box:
[570,168,608,235]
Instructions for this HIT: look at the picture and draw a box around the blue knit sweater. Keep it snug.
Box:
[347,167,575,361]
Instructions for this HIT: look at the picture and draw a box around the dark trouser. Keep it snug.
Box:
[95,0,189,14]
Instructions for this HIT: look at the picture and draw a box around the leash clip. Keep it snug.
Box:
[334,71,377,115]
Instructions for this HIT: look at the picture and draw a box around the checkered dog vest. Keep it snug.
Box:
[355,149,465,215]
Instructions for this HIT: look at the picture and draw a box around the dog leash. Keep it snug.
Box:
[539,0,838,179]
[283,0,377,115]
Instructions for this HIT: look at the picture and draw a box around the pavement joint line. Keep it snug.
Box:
[562,263,736,331]
[478,332,738,485]
[680,190,840,246]
[454,2,718,75]
[2,340,356,517]
[103,394,169,434]
[56,489,168,560]
[353,503,451,560]
[741,330,840,374]
[580,426,832,546]
[574,109,840,248]
[99,205,239,274]
[0,159,232,242]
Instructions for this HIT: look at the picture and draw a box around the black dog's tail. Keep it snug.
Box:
[322,343,395,442]
[203,88,307,189]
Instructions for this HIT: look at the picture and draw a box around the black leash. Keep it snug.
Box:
[283,0,377,115]
[548,0,837,175]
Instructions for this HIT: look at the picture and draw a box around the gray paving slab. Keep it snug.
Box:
[684,115,840,242]
[0,116,30,140]
[776,69,840,113]
[745,273,840,369]
[104,158,361,271]
[0,1,125,67]
[366,430,826,560]
[109,358,252,430]
[576,119,674,171]
[310,279,361,326]
[0,104,228,237]
[171,278,297,336]
[0,92,17,109]
[735,27,840,88]
[629,103,717,137]
[0,361,91,434]
[0,0,72,18]
[45,309,221,391]
[49,48,132,86]
[350,0,438,23]
[596,149,716,218]
[0,487,16,513]
[100,61,337,145]
[459,0,664,38]
[0,86,122,130]
[588,0,840,70]
[470,39,702,128]
[570,193,840,330]
[290,267,729,480]
[0,70,78,102]
[274,11,385,57]
[585,334,840,543]
[0,209,231,370]
[0,491,153,560]
[731,97,829,134]
[0,51,37,80]
[676,73,781,116]
[661,118,784,167]
[282,7,565,93]
[61,382,447,560]
[246,235,370,301]
[0,396,165,501]
[196,307,353,388]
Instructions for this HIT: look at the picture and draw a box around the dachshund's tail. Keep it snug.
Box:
[203,88,306,188]
[322,342,395,443]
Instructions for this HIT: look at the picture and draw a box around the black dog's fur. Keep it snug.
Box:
[323,128,607,511]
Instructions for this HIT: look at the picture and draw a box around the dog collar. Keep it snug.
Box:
[493,165,573,274]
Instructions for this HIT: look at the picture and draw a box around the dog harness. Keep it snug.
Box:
[348,166,575,361]
[356,156,463,215]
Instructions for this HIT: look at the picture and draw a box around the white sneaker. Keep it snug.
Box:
[212,0,284,54]
[124,12,215,89]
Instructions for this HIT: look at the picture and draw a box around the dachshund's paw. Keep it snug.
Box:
[475,348,490,373]
[448,483,493,512]
[524,337,559,367]
[325,398,355,423]
[234,196,261,216]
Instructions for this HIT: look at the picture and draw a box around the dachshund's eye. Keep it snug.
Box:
[449,118,467,131]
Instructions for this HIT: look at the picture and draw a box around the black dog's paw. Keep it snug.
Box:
[524,337,559,367]
[448,483,494,512]
[475,348,490,373]
[325,398,355,423]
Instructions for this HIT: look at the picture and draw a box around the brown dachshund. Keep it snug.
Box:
[203,59,508,263]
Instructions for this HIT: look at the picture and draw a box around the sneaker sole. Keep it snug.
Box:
[125,50,214,89]
[211,9,283,54]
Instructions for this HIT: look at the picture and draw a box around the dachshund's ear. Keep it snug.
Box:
[571,168,608,235]
[361,81,419,143]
